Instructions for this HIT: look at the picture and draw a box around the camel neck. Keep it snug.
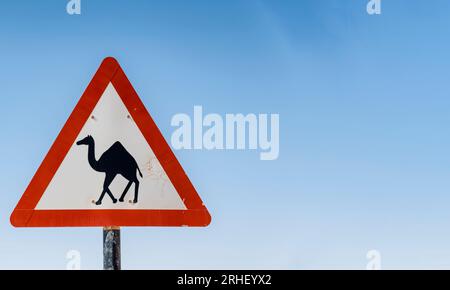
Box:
[87,141,101,171]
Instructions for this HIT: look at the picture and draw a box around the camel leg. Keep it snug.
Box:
[95,189,108,206]
[106,188,117,204]
[119,181,133,202]
[133,180,140,204]
[96,173,117,205]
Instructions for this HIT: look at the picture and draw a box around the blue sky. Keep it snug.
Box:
[1,0,450,269]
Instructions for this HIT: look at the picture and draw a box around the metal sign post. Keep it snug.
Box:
[103,226,121,270]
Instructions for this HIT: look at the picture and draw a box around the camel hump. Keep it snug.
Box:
[110,141,126,151]
[102,141,136,162]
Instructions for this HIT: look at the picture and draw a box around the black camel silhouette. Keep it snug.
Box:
[76,135,143,205]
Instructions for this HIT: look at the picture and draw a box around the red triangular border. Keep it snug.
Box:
[10,57,211,227]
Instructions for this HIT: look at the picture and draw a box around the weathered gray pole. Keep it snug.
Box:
[103,227,121,270]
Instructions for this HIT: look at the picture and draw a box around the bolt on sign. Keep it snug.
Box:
[10,57,211,228]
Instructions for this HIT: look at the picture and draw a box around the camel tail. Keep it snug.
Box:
[137,166,143,178]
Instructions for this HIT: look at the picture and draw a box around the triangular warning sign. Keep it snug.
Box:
[11,57,211,227]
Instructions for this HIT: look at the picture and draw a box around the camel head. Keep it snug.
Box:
[76,135,94,146]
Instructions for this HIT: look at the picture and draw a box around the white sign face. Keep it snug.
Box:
[36,83,187,210]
